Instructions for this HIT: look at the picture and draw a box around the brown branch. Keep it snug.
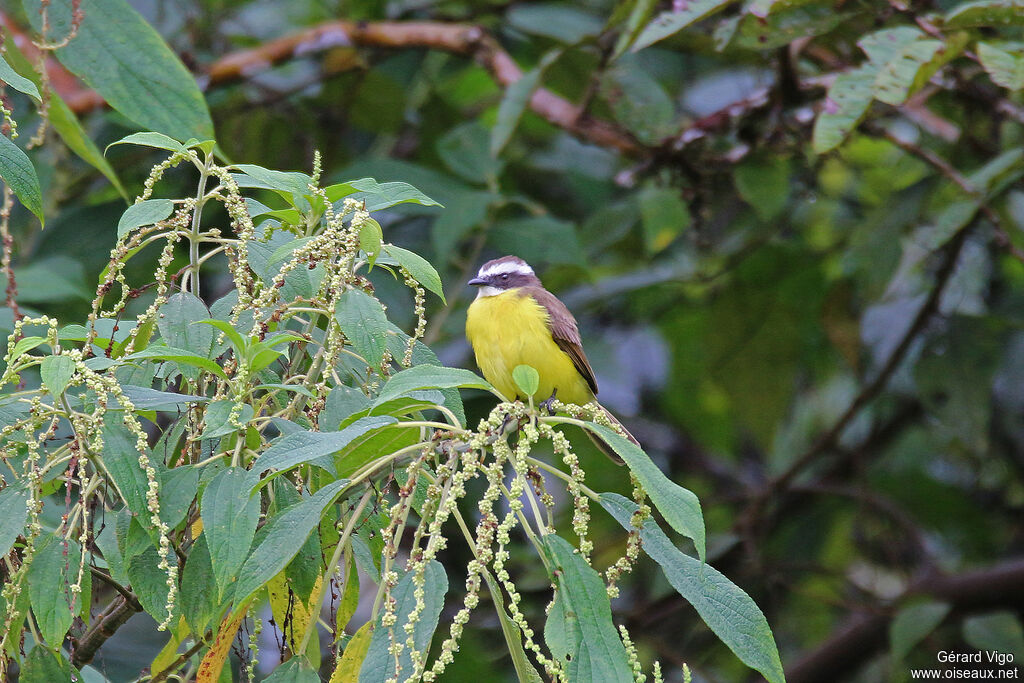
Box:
[70,594,143,669]
[784,558,1024,683]
[770,225,969,493]
[0,15,643,156]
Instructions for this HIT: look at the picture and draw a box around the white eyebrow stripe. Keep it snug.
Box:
[478,262,534,278]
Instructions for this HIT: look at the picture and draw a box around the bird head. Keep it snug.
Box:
[468,255,541,297]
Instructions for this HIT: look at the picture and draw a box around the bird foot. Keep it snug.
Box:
[539,390,558,415]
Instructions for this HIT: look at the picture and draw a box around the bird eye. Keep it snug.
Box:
[501,273,509,280]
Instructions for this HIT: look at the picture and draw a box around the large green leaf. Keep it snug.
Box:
[0,133,43,225]
[201,467,261,599]
[890,601,951,662]
[19,646,73,683]
[117,199,175,238]
[127,545,175,622]
[335,289,390,367]
[325,177,441,211]
[632,1,737,50]
[585,424,706,560]
[27,535,89,647]
[232,479,346,604]
[0,484,28,558]
[601,494,785,683]
[373,365,493,405]
[541,535,633,682]
[812,66,876,154]
[0,54,40,101]
[977,41,1024,90]
[381,244,446,303]
[39,354,75,397]
[101,416,158,520]
[944,0,1024,28]
[180,533,218,635]
[24,0,214,142]
[0,29,125,198]
[248,415,395,486]
[491,50,562,155]
[358,560,448,683]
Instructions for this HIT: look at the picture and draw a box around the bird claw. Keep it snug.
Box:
[539,390,558,415]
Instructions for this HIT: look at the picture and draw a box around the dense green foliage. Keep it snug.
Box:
[0,0,1023,681]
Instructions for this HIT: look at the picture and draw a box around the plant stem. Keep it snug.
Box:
[188,153,214,298]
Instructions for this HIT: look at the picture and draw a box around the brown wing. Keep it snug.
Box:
[525,286,599,396]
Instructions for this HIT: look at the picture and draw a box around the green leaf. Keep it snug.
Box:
[890,601,951,662]
[233,164,311,197]
[632,2,737,51]
[585,424,706,559]
[127,545,174,622]
[180,533,217,635]
[158,466,199,530]
[25,0,213,142]
[505,4,604,43]
[480,568,544,683]
[963,612,1024,660]
[101,416,157,520]
[20,646,73,683]
[159,293,215,363]
[374,365,494,406]
[122,345,229,380]
[612,0,658,58]
[944,0,1024,28]
[114,384,209,411]
[233,480,346,604]
[638,185,690,253]
[0,54,40,100]
[264,658,320,683]
[249,416,395,486]
[201,467,262,600]
[734,156,792,220]
[106,131,187,155]
[359,218,383,266]
[201,400,255,440]
[325,177,442,211]
[977,41,1024,90]
[512,364,540,397]
[381,244,446,303]
[601,494,785,683]
[600,62,675,145]
[0,485,28,558]
[28,535,88,647]
[0,132,43,225]
[492,50,562,155]
[359,561,448,683]
[860,28,956,106]
[812,65,876,153]
[0,31,125,198]
[335,289,390,366]
[437,122,504,185]
[196,318,248,358]
[117,199,175,238]
[541,535,633,682]
[40,355,75,396]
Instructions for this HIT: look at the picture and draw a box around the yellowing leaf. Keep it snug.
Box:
[196,605,247,683]
[329,621,373,683]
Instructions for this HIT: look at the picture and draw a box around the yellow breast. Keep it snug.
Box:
[465,288,593,405]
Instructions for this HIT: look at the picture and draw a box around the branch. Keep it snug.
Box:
[767,224,970,495]
[70,594,143,669]
[784,559,1024,683]
[0,15,643,156]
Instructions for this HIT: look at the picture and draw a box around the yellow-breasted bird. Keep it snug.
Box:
[465,255,639,462]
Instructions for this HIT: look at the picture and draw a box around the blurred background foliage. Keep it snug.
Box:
[2,0,1024,680]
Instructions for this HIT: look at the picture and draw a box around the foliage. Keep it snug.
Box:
[0,0,1022,680]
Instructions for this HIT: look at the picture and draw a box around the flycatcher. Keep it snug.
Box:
[465,255,638,461]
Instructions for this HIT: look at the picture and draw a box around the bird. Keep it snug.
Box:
[465,255,638,462]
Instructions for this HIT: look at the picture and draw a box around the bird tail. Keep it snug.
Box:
[585,403,639,466]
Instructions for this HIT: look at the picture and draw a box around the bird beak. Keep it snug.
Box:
[467,277,487,286]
